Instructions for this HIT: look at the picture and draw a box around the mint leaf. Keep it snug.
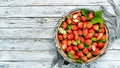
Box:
[84,43,89,48]
[67,52,74,59]
[68,24,72,30]
[97,39,106,42]
[91,37,97,41]
[76,59,83,63]
[77,49,81,52]
[76,40,80,44]
[91,10,103,25]
[82,9,90,18]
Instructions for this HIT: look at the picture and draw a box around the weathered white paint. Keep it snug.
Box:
[0,6,115,17]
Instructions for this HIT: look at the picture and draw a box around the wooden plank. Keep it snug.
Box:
[0,18,59,28]
[0,0,119,6]
[0,50,118,61]
[0,38,119,50]
[0,61,120,68]
[0,6,115,17]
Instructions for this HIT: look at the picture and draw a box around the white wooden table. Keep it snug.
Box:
[0,0,120,68]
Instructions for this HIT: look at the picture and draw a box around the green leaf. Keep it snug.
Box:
[91,37,97,41]
[82,9,90,18]
[97,39,106,42]
[76,40,81,44]
[76,59,83,63]
[91,10,103,25]
[77,49,81,52]
[68,24,72,30]
[84,43,89,48]
[67,52,74,59]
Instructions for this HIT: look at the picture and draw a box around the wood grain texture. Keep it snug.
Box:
[0,0,119,6]
[0,6,116,17]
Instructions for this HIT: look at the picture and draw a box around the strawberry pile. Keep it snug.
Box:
[57,9,107,63]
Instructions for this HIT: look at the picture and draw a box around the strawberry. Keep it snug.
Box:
[74,55,79,59]
[94,48,100,55]
[93,42,97,47]
[86,33,93,39]
[98,42,104,49]
[78,30,82,35]
[58,35,63,40]
[66,46,72,52]
[72,21,77,25]
[76,52,83,57]
[62,22,67,29]
[87,52,92,58]
[77,17,81,21]
[92,24,99,30]
[94,33,98,37]
[73,18,79,23]
[81,56,88,62]
[99,28,105,33]
[78,43,84,49]
[69,50,75,55]
[89,29,95,34]
[83,29,88,36]
[80,36,85,43]
[68,33,74,40]
[88,46,92,51]
[73,46,79,51]
[91,44,96,51]
[75,35,80,40]
[86,23,92,29]
[97,33,103,40]
[78,22,83,29]
[82,48,88,55]
[67,29,72,34]
[77,11,81,16]
[72,25,78,31]
[67,40,72,46]
[81,16,87,22]
[61,40,68,49]
[73,31,78,36]
[85,39,92,45]
[63,34,67,39]
[66,18,72,24]
[88,12,94,19]
[72,40,77,45]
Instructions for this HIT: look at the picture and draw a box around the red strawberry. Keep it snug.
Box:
[88,46,92,51]
[77,17,81,21]
[86,33,93,39]
[92,24,99,30]
[58,35,63,40]
[85,39,92,45]
[72,25,78,31]
[80,36,85,43]
[68,33,74,40]
[98,42,104,49]
[61,40,68,49]
[81,16,87,22]
[72,40,77,45]
[77,52,83,57]
[99,28,105,33]
[78,30,82,35]
[75,35,80,40]
[93,42,97,47]
[87,52,92,58]
[73,31,78,36]
[74,55,79,59]
[69,50,75,55]
[97,33,103,40]
[86,23,92,29]
[81,56,88,62]
[88,12,94,19]
[78,43,84,49]
[66,18,72,24]
[94,33,98,37]
[63,34,67,39]
[72,14,78,19]
[66,46,72,52]
[83,29,88,36]
[73,46,78,51]
[73,18,79,23]
[91,44,96,51]
[89,29,94,34]
[72,21,77,25]
[62,22,67,29]
[93,48,100,55]
[67,30,72,34]
[78,22,83,29]
[67,40,72,46]
[82,48,88,55]
[77,12,81,16]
